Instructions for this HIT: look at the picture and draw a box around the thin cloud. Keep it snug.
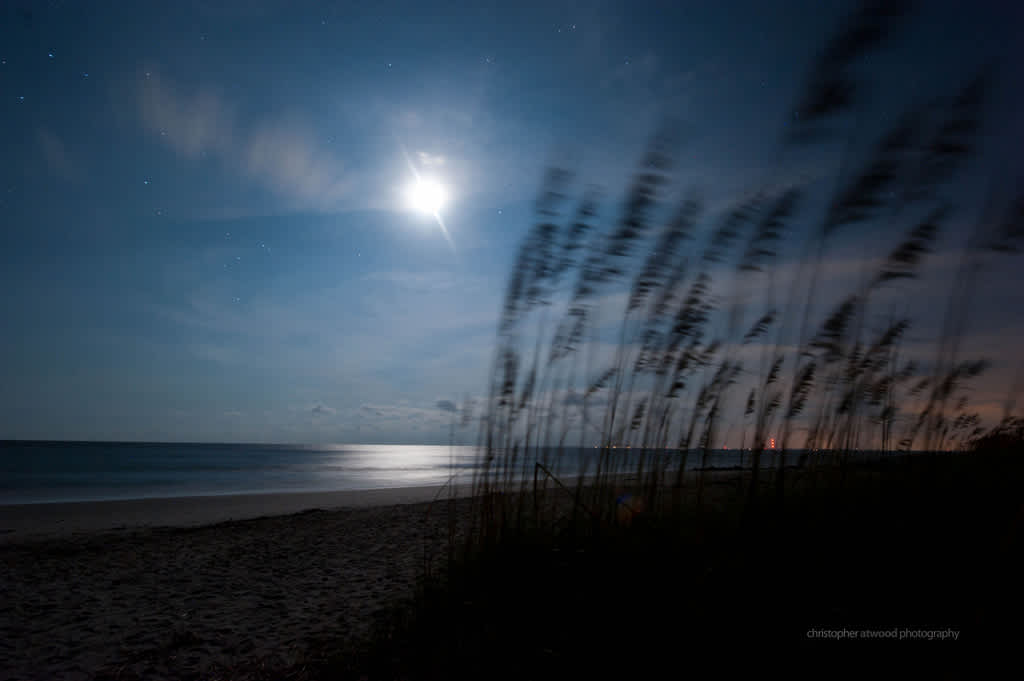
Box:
[244,122,351,207]
[138,74,234,159]
[138,72,350,210]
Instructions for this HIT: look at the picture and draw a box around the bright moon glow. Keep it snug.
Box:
[406,177,447,215]
[397,141,456,251]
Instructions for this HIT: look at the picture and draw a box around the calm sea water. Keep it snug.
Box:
[0,441,832,505]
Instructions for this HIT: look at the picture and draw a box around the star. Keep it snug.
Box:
[48,52,54,59]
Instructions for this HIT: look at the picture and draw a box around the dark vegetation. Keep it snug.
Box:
[331,454,1023,679]
[320,1,1023,677]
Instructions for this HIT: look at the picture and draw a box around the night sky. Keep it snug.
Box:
[1,0,1021,444]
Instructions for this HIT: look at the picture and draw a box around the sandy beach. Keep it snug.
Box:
[0,486,471,680]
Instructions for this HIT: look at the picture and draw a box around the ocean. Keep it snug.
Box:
[0,440,830,505]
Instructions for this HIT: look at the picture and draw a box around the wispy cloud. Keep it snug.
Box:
[138,72,350,210]
[143,257,499,422]
[244,121,351,207]
[138,75,234,159]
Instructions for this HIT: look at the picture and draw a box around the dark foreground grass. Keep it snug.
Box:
[305,2,1024,677]
[309,450,1022,679]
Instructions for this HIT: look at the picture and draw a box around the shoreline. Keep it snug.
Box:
[0,469,649,541]
[0,457,894,541]
[0,483,475,541]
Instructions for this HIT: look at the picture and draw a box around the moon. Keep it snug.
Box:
[402,174,456,252]
[396,139,456,252]
[405,177,448,215]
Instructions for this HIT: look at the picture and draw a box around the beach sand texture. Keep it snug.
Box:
[0,488,469,680]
